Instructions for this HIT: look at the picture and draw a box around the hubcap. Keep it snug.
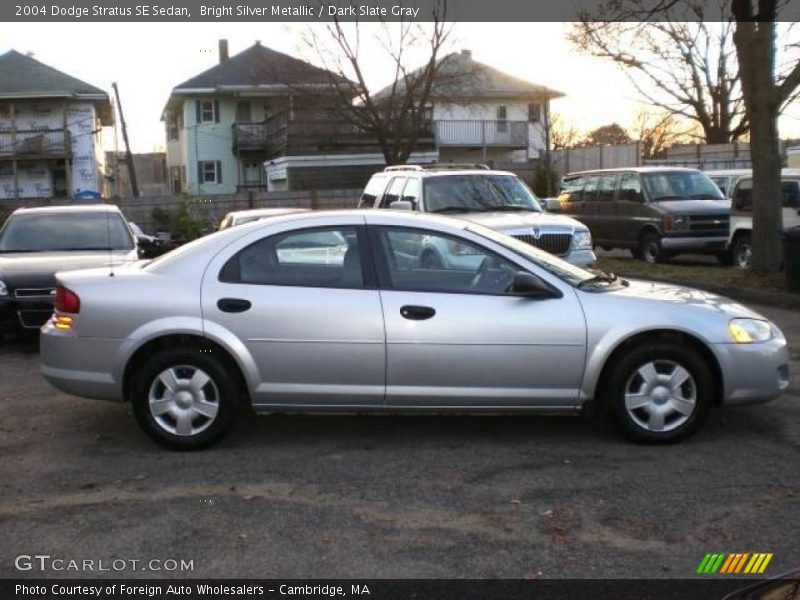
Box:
[148,365,220,437]
[624,360,697,432]
[735,243,752,268]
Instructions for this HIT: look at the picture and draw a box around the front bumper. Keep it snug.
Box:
[714,336,791,406]
[661,235,728,252]
[40,321,124,401]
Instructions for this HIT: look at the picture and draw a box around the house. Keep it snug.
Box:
[0,50,113,201]
[164,40,438,195]
[380,49,563,165]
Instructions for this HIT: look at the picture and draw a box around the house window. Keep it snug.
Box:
[236,101,252,122]
[198,160,222,185]
[496,106,508,133]
[166,114,180,141]
[528,103,541,123]
[197,100,218,124]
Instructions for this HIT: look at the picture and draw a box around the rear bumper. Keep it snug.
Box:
[40,321,124,401]
[713,336,791,406]
[661,235,728,252]
[0,297,54,331]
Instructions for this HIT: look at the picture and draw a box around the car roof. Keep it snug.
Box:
[563,166,701,176]
[376,168,517,178]
[227,208,310,219]
[11,204,123,216]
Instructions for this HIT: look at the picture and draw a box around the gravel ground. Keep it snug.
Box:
[0,302,798,580]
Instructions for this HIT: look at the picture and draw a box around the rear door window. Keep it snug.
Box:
[358,175,389,208]
[582,175,601,202]
[596,174,618,202]
[379,177,407,209]
[618,173,644,203]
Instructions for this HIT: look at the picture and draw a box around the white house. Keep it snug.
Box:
[0,50,113,201]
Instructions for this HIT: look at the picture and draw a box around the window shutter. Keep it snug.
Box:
[214,100,220,123]
[197,161,203,185]
[195,100,201,124]
[216,161,222,184]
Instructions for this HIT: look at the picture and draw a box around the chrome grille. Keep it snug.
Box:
[688,215,729,236]
[513,233,572,256]
[14,287,55,299]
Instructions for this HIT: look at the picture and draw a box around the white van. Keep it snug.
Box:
[705,168,800,268]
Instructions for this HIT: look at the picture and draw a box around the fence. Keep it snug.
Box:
[0,188,363,234]
[551,142,642,176]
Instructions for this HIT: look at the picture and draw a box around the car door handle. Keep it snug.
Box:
[217,298,252,313]
[400,305,436,320]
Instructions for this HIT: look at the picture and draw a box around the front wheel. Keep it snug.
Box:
[130,347,241,450]
[603,342,713,443]
[637,232,663,264]
[731,233,752,269]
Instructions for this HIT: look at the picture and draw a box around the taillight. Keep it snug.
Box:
[55,286,80,314]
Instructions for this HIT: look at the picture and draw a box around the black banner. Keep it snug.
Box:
[2,578,793,600]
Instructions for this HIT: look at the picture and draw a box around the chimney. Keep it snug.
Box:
[219,39,229,63]
[460,49,472,60]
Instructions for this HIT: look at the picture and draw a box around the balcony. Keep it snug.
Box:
[232,109,433,156]
[433,120,530,149]
[0,129,71,159]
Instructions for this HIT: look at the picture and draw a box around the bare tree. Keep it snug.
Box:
[569,16,748,143]
[548,112,582,151]
[299,1,453,165]
[572,0,800,273]
[632,110,696,158]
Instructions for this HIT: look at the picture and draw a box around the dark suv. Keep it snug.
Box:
[557,167,730,264]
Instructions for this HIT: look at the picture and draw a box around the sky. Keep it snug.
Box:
[2,21,799,153]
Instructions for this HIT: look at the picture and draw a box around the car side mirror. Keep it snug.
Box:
[509,272,553,298]
[544,198,561,212]
[389,200,413,211]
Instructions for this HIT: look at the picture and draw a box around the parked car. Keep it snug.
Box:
[0,205,138,336]
[357,164,596,267]
[706,169,752,198]
[219,208,309,230]
[557,167,730,264]
[129,222,166,258]
[41,210,789,449]
[706,168,800,268]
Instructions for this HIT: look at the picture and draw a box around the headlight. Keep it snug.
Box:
[728,318,773,344]
[662,215,690,231]
[571,230,592,250]
[0,280,7,296]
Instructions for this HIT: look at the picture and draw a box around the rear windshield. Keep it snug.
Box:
[423,174,542,213]
[0,212,134,252]
[642,171,724,201]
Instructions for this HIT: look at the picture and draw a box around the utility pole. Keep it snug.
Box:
[112,82,139,197]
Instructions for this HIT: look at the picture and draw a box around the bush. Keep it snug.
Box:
[151,200,206,241]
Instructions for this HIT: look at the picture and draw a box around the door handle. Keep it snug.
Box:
[400,305,436,320]
[217,298,252,313]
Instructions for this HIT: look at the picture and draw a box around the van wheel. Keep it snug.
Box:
[603,342,713,443]
[130,347,240,450]
[731,233,752,269]
[637,231,663,264]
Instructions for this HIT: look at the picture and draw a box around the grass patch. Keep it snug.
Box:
[595,256,786,293]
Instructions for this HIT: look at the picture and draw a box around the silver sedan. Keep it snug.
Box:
[40,210,790,449]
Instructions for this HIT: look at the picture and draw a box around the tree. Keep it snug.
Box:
[569,18,749,143]
[582,122,633,146]
[572,0,800,273]
[632,110,694,158]
[730,0,800,271]
[549,112,582,150]
[300,1,453,165]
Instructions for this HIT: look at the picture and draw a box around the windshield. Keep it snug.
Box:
[467,222,596,287]
[423,174,543,213]
[0,212,135,252]
[642,171,724,201]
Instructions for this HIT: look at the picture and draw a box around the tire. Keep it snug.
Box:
[637,231,663,264]
[130,346,241,450]
[602,342,713,444]
[731,233,752,269]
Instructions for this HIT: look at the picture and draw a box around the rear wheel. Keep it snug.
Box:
[637,231,663,264]
[603,342,713,443]
[130,347,241,450]
[731,233,752,269]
